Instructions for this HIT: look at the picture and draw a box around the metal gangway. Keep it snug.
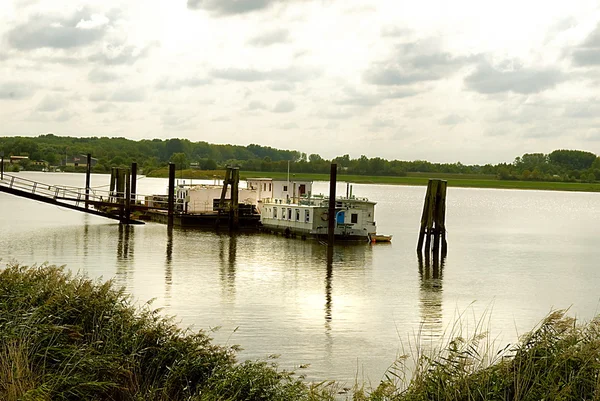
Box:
[0,173,168,224]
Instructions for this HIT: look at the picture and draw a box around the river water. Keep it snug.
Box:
[1,172,600,384]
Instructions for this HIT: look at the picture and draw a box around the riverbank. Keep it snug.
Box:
[146,168,600,192]
[2,263,599,400]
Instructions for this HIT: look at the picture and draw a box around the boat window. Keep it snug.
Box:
[273,207,277,218]
[351,213,358,223]
[295,209,300,221]
[283,185,288,192]
[288,208,292,220]
[305,209,310,223]
[269,183,272,191]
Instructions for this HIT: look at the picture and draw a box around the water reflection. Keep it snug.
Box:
[418,253,444,341]
[116,224,135,287]
[324,244,334,370]
[117,224,135,261]
[325,245,333,326]
[165,226,173,305]
[219,234,237,299]
[83,215,90,258]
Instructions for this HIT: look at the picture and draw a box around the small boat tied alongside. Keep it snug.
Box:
[369,233,393,243]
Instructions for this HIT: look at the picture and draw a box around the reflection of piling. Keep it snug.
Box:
[85,153,91,209]
[168,163,175,228]
[165,226,173,305]
[328,163,337,245]
[417,179,448,258]
[417,253,445,341]
[325,244,333,324]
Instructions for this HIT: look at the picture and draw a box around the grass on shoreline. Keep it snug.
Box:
[146,168,600,193]
[2,263,600,400]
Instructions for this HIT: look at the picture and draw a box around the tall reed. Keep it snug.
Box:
[0,263,335,400]
[358,309,600,401]
[2,263,599,400]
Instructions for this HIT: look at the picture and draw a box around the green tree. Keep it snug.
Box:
[170,152,189,170]
[549,149,596,170]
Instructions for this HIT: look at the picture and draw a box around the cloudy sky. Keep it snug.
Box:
[1,0,600,164]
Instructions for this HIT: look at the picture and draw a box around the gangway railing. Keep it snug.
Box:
[0,173,111,207]
[0,173,178,213]
[0,173,155,224]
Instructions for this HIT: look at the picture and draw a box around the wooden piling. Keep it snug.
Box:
[117,169,126,203]
[219,167,232,212]
[130,162,137,205]
[124,168,131,224]
[439,181,448,257]
[417,179,448,258]
[328,163,337,246]
[109,167,116,202]
[168,163,175,228]
[230,167,239,229]
[85,153,91,209]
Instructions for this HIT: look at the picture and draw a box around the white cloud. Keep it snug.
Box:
[36,94,68,112]
[272,100,295,113]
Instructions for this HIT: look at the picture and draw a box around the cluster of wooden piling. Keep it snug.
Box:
[106,163,139,224]
[417,179,448,259]
[218,166,240,229]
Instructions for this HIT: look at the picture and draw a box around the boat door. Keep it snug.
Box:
[336,211,345,224]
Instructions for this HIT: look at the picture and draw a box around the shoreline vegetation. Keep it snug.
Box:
[145,169,600,193]
[3,135,600,193]
[2,263,599,400]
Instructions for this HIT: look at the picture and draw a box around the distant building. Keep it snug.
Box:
[9,155,29,164]
[64,155,98,167]
[32,160,49,168]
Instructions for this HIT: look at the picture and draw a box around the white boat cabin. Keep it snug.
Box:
[260,196,377,241]
[175,184,260,213]
[172,178,313,214]
[247,178,312,203]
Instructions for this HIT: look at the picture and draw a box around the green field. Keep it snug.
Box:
[146,168,600,192]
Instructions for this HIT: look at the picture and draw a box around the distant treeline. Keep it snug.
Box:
[1,134,599,182]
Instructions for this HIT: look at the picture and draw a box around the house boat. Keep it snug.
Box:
[152,177,379,241]
[259,195,377,241]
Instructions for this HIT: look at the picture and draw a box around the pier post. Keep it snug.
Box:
[109,168,116,202]
[168,162,175,228]
[417,179,448,258]
[124,168,131,224]
[230,167,239,229]
[130,162,137,205]
[0,151,4,180]
[219,167,232,212]
[217,167,232,228]
[85,153,91,209]
[117,169,126,204]
[328,163,337,245]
